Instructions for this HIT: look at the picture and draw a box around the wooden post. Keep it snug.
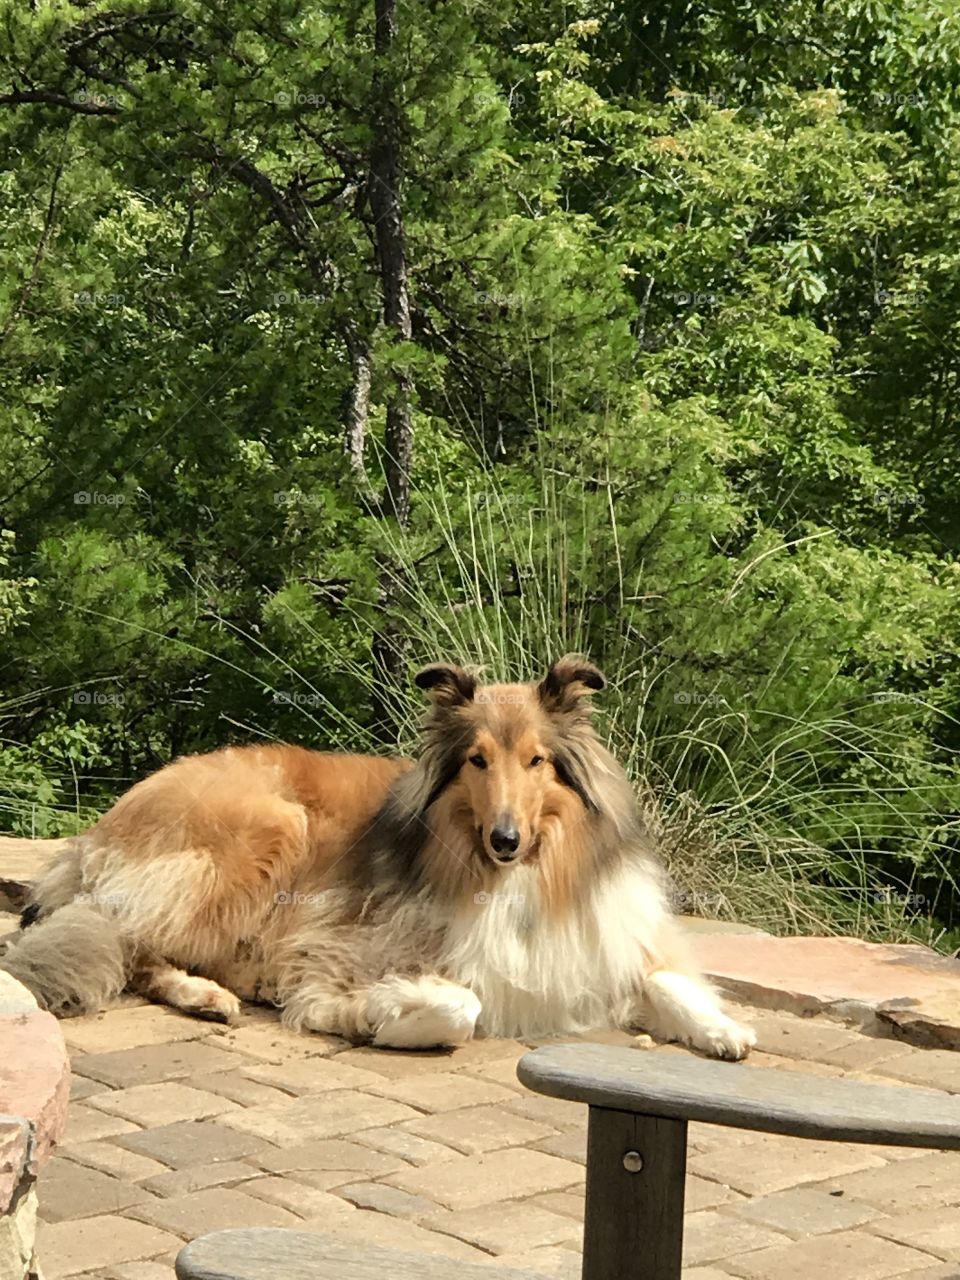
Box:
[581,1106,687,1280]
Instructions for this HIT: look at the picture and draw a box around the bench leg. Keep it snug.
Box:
[581,1107,688,1280]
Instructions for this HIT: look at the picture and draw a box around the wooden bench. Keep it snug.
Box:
[176,1041,960,1280]
[174,1231,546,1279]
[518,1042,960,1279]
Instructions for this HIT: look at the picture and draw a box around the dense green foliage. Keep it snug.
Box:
[2,0,960,940]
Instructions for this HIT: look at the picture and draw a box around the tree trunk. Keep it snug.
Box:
[369,0,412,526]
[344,326,372,483]
[368,0,413,736]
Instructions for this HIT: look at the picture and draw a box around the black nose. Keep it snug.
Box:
[490,825,521,857]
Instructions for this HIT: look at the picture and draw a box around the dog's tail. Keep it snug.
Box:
[0,838,130,1015]
[1,902,130,1015]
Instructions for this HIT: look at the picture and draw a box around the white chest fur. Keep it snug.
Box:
[440,861,668,1038]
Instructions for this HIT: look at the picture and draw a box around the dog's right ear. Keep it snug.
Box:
[538,654,606,713]
[414,664,477,707]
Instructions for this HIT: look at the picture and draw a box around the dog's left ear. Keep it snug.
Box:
[414,663,477,707]
[538,654,606,712]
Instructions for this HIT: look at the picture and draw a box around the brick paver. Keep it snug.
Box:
[723,1228,934,1279]
[37,1159,155,1221]
[385,1147,583,1211]
[256,1135,406,1178]
[217,1087,420,1143]
[69,1075,106,1101]
[868,1206,960,1260]
[367,1070,520,1112]
[682,1209,791,1267]
[530,1189,584,1220]
[61,1005,210,1054]
[25,996,960,1277]
[72,1040,242,1087]
[728,1184,878,1235]
[184,1070,294,1107]
[749,1012,862,1061]
[304,1207,491,1258]
[103,1264,178,1280]
[141,1161,261,1198]
[883,1047,960,1091]
[36,1215,179,1280]
[400,1103,557,1154]
[889,1268,960,1280]
[532,1130,586,1163]
[60,1104,140,1146]
[353,1125,463,1167]
[422,1200,580,1253]
[689,1132,887,1196]
[63,1140,167,1181]
[492,1244,580,1277]
[242,1175,360,1220]
[113,1119,274,1168]
[87,1080,240,1124]
[816,1150,960,1213]
[684,1174,744,1213]
[336,1179,438,1220]
[126,1185,302,1239]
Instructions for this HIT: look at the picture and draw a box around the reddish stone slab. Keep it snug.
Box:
[0,972,70,1199]
[0,836,68,881]
[694,934,960,1048]
[0,836,68,909]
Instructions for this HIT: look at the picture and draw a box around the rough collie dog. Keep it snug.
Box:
[2,657,754,1058]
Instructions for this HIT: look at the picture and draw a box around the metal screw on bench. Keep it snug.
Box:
[622,1150,644,1172]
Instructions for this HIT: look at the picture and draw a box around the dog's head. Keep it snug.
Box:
[414,655,606,867]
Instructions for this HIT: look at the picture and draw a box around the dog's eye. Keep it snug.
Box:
[529,755,544,767]
[468,753,487,769]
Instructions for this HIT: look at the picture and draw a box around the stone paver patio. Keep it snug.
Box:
[2,851,958,1280]
[26,993,960,1280]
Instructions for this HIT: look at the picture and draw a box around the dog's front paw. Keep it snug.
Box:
[176,976,242,1024]
[693,1016,756,1061]
[369,976,481,1050]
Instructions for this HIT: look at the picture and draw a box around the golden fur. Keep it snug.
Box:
[1,657,755,1057]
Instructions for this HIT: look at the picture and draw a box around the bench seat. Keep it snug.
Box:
[175,1228,546,1280]
[518,1040,960,1148]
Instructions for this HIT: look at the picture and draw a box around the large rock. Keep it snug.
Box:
[695,933,960,1048]
[0,990,71,1171]
[0,1128,37,1280]
[0,972,70,1280]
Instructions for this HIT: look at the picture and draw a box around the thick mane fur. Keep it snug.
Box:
[362,699,477,890]
[366,661,657,916]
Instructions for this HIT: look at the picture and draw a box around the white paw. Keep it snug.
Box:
[691,1017,756,1061]
[176,976,241,1024]
[632,1033,656,1050]
[370,977,481,1050]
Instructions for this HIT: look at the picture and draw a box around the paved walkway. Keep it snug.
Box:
[28,993,960,1280]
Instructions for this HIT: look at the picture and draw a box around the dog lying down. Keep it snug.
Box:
[2,656,755,1059]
